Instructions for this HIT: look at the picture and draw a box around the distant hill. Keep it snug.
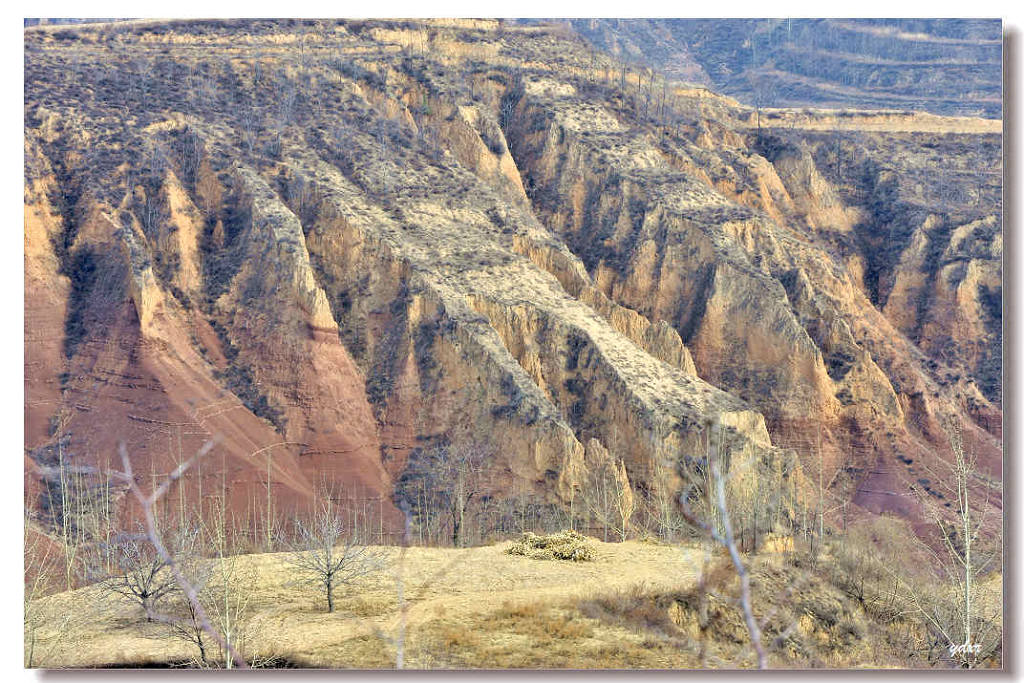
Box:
[24,18,131,27]
[569,19,1002,118]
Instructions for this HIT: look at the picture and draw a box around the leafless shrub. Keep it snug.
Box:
[827,518,908,622]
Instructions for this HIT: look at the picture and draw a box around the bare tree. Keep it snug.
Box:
[648,454,687,541]
[177,127,203,191]
[130,57,154,103]
[37,426,116,591]
[24,517,69,667]
[443,444,489,548]
[113,440,250,668]
[239,103,260,158]
[155,525,214,666]
[135,140,169,239]
[205,546,263,667]
[901,420,1001,668]
[375,119,397,195]
[164,587,214,666]
[581,441,634,542]
[499,96,516,131]
[104,525,179,621]
[276,76,299,129]
[285,490,388,613]
[155,503,271,668]
[40,441,249,667]
[395,442,490,547]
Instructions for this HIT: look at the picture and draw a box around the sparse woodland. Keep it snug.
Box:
[24,420,1001,669]
[23,18,1001,669]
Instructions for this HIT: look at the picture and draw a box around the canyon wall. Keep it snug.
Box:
[24,19,1000,544]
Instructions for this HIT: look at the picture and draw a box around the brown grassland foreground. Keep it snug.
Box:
[25,530,1002,669]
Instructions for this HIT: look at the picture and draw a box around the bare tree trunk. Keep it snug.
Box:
[680,422,768,669]
[395,501,412,669]
[711,457,767,669]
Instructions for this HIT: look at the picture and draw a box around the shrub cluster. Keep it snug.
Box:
[505,530,594,562]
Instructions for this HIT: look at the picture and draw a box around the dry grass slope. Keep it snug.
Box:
[27,533,989,669]
[29,538,701,668]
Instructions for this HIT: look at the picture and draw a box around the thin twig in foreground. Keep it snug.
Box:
[116,440,249,669]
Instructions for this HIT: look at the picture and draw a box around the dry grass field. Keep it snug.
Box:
[28,531,994,669]
[29,538,705,668]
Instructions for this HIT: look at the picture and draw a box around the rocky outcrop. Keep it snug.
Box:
[274,129,773,503]
[883,214,1002,410]
[509,233,697,375]
[506,74,1000,522]
[24,142,70,451]
[437,104,529,206]
[203,166,394,501]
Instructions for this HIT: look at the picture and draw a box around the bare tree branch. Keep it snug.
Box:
[115,440,249,669]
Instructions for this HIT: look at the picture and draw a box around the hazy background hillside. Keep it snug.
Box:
[568,19,1002,118]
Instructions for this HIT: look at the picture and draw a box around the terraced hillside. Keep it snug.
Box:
[570,19,1002,118]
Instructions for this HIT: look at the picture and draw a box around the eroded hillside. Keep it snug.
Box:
[24,19,1000,547]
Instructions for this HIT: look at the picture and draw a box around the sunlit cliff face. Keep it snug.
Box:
[24,18,1000,539]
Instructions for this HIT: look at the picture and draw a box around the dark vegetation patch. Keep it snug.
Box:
[750,131,800,164]
[207,318,286,433]
[199,183,251,306]
[62,246,99,358]
[824,350,857,383]
[491,372,527,421]
[365,282,411,413]
[413,318,442,396]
